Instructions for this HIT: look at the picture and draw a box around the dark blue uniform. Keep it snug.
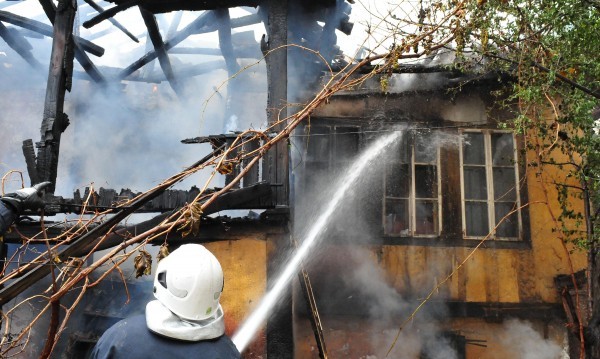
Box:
[90,315,241,359]
[0,201,17,236]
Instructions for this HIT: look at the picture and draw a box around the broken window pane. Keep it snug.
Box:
[462,133,485,165]
[465,201,489,237]
[415,132,436,163]
[385,163,410,198]
[415,164,437,198]
[335,127,359,161]
[492,133,515,166]
[493,167,516,201]
[463,167,487,200]
[415,200,437,235]
[495,202,518,238]
[306,127,330,162]
[385,199,409,236]
[395,133,411,164]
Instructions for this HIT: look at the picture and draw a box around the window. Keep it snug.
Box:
[300,125,360,230]
[304,125,360,185]
[384,131,440,237]
[460,130,521,240]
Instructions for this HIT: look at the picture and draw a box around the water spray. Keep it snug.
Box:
[232,130,403,352]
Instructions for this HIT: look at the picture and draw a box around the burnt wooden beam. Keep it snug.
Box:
[215,9,241,136]
[82,0,139,43]
[82,0,140,29]
[139,7,182,96]
[45,181,275,215]
[264,1,292,357]
[118,12,261,80]
[135,0,259,13]
[21,139,40,186]
[215,8,240,75]
[5,182,276,254]
[0,10,104,56]
[38,0,106,84]
[36,0,77,193]
[119,10,215,79]
[263,0,289,207]
[242,138,260,186]
[0,22,42,68]
[168,45,260,59]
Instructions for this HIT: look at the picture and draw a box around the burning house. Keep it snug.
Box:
[0,0,589,358]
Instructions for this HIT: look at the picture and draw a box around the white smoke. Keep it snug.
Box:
[496,319,563,359]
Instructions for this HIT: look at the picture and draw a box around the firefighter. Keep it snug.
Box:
[0,182,51,235]
[91,244,241,359]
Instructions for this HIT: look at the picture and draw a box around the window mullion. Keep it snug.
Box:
[484,132,495,238]
[410,145,416,236]
[437,146,442,235]
[459,132,467,238]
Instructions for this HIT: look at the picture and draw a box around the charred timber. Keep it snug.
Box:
[168,45,261,59]
[139,7,182,95]
[0,10,104,57]
[38,0,106,84]
[6,182,276,252]
[82,0,139,43]
[118,0,260,13]
[36,0,77,193]
[118,12,260,80]
[84,0,258,28]
[0,22,42,68]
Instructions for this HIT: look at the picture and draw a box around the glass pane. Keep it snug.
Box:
[415,165,437,198]
[306,127,330,161]
[492,133,515,166]
[464,166,487,200]
[495,202,518,238]
[415,200,438,235]
[415,132,437,163]
[462,132,485,165]
[465,201,489,237]
[385,163,410,197]
[394,133,411,164]
[493,167,516,201]
[384,199,409,236]
[335,128,359,161]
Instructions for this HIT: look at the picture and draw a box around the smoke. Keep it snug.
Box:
[495,319,563,359]
[0,20,268,196]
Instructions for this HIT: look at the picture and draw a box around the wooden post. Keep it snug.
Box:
[263,1,293,358]
[36,0,77,193]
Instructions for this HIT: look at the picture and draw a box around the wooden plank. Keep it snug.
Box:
[118,12,260,80]
[82,0,139,42]
[0,22,42,68]
[0,10,104,56]
[139,7,182,95]
[119,10,215,79]
[38,0,106,84]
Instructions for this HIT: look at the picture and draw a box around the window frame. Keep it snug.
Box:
[383,132,442,238]
[459,129,523,241]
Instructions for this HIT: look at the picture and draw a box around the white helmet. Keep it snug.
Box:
[153,244,224,321]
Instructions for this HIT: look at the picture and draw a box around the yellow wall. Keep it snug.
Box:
[204,239,267,357]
